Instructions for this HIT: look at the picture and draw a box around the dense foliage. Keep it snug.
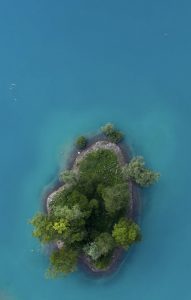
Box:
[101,123,124,143]
[112,218,141,249]
[123,156,160,187]
[47,248,78,278]
[76,136,87,150]
[30,125,159,277]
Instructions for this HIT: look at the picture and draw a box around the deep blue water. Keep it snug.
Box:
[0,1,191,299]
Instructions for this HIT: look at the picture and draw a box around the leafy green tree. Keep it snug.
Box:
[52,204,83,221]
[84,233,114,260]
[84,242,100,261]
[59,170,78,185]
[101,123,124,143]
[76,136,87,150]
[102,183,130,214]
[53,189,90,216]
[30,213,55,243]
[123,156,160,187]
[112,218,141,248]
[47,248,78,277]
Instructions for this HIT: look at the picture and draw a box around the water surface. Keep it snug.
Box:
[0,1,191,299]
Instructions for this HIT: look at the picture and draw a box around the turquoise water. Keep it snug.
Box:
[0,0,191,299]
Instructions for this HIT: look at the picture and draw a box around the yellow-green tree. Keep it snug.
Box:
[30,213,55,243]
[112,218,141,249]
[53,219,68,234]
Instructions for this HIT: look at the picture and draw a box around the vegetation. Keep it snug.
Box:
[112,218,141,249]
[101,123,124,143]
[123,156,160,187]
[84,233,114,261]
[102,183,130,214]
[94,254,112,270]
[30,124,159,277]
[47,248,78,277]
[76,136,87,150]
[59,170,78,185]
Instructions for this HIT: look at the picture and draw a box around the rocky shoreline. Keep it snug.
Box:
[44,138,140,275]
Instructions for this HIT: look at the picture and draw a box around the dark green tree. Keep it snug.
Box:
[30,213,55,243]
[47,248,78,277]
[102,183,130,214]
[76,136,87,150]
[59,170,78,185]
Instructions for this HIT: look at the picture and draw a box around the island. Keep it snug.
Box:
[30,123,159,277]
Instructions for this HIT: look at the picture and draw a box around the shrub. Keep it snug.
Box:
[94,254,112,270]
[76,136,87,150]
[101,123,124,143]
[123,157,160,187]
[48,248,78,277]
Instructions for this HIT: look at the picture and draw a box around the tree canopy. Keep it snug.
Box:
[101,123,124,143]
[102,183,130,214]
[123,156,160,187]
[112,218,141,248]
[47,248,78,277]
[84,233,114,260]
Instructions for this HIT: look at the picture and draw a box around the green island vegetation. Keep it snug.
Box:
[101,123,124,143]
[30,123,159,277]
[75,136,88,150]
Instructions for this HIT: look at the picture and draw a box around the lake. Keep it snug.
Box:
[0,1,191,299]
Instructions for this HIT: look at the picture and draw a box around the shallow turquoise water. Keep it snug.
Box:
[0,1,191,299]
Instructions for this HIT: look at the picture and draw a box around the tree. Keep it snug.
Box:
[101,123,124,143]
[84,233,114,261]
[102,183,130,214]
[52,204,83,221]
[123,156,160,187]
[94,255,111,270]
[112,218,141,248]
[76,136,87,150]
[50,203,88,246]
[48,248,78,277]
[52,219,68,234]
[59,170,78,185]
[84,242,100,261]
[30,213,55,243]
